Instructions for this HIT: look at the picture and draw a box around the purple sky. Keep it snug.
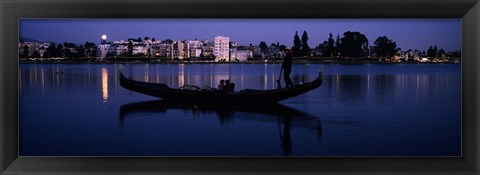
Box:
[20,19,461,52]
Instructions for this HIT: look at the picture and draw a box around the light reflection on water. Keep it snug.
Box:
[19,63,461,156]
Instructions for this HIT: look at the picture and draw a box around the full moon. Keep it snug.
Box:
[101,35,107,40]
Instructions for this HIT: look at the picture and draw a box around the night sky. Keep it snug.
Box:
[20,19,461,52]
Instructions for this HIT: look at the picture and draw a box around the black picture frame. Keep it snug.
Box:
[1,0,479,174]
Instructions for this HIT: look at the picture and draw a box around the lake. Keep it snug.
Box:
[19,63,461,156]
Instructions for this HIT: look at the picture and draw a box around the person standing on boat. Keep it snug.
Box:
[283,49,294,88]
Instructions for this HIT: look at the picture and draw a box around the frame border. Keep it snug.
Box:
[1,0,479,174]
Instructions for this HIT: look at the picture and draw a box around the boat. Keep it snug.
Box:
[119,70,323,104]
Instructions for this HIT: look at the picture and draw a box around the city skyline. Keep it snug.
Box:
[20,19,461,52]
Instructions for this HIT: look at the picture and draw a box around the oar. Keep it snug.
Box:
[276,67,283,89]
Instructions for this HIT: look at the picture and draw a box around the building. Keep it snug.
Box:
[202,41,214,58]
[186,39,203,58]
[234,46,253,62]
[404,49,421,61]
[229,42,237,61]
[114,43,128,56]
[98,44,110,59]
[155,43,171,57]
[251,45,262,57]
[171,41,187,59]
[214,36,229,61]
[133,44,146,55]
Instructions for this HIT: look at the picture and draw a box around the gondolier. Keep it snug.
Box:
[283,49,295,88]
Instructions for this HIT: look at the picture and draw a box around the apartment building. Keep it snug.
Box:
[214,36,229,61]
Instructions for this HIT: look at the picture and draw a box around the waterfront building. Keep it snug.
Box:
[214,36,229,61]
[234,46,252,62]
[133,44,146,55]
[251,45,262,57]
[143,38,154,57]
[202,41,214,58]
[229,42,237,61]
[404,49,420,61]
[171,41,187,59]
[98,44,113,59]
[267,44,280,58]
[157,43,171,57]
[186,39,203,58]
[114,43,128,55]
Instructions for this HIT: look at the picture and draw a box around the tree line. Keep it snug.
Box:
[257,30,460,58]
[20,42,99,59]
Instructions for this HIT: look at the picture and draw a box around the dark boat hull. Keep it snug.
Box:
[120,71,322,104]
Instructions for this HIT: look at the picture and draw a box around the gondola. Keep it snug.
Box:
[119,70,322,104]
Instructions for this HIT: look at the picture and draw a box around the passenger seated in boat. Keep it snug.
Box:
[180,84,200,91]
[224,80,235,92]
[218,79,225,91]
[203,85,214,91]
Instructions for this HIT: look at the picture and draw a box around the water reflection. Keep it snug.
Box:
[101,68,109,102]
[322,72,456,105]
[119,100,323,156]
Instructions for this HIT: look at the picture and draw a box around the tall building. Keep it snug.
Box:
[214,36,229,61]
[171,41,188,59]
[186,39,203,58]
[202,40,214,58]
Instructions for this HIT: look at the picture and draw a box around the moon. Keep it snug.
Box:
[101,35,107,40]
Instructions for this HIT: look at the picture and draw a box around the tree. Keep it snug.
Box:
[152,38,156,42]
[31,50,41,58]
[259,41,268,55]
[373,36,397,57]
[54,44,64,57]
[63,42,77,48]
[22,45,30,58]
[335,34,341,55]
[301,31,310,56]
[318,42,327,56]
[319,33,336,57]
[449,50,461,58]
[337,31,369,57]
[63,42,77,58]
[292,31,302,56]
[64,48,73,58]
[128,41,134,56]
[45,43,56,58]
[438,48,446,58]
[427,45,438,57]
[144,37,150,41]
[137,37,142,42]
[84,42,97,58]
[279,45,286,51]
[77,44,85,58]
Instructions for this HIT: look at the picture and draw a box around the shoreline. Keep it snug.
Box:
[19,57,461,65]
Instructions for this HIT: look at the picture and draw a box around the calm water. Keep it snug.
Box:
[19,63,461,156]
